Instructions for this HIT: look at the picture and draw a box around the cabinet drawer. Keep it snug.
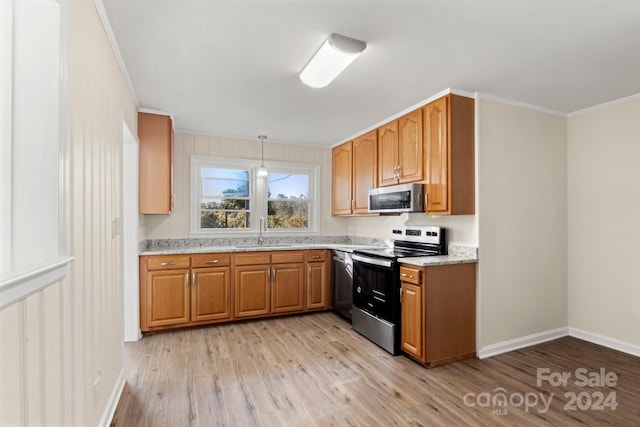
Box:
[146,255,191,271]
[400,266,422,285]
[192,253,231,268]
[235,252,271,266]
[272,251,305,264]
[307,250,327,262]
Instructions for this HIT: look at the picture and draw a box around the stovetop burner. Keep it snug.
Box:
[355,226,447,259]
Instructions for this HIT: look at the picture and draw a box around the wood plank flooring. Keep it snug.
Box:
[111,312,640,426]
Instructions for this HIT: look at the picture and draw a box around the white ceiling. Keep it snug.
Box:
[102,0,640,147]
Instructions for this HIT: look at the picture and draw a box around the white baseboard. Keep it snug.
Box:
[477,327,569,359]
[568,327,640,358]
[99,369,126,427]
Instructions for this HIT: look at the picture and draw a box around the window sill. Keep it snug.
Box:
[0,256,74,310]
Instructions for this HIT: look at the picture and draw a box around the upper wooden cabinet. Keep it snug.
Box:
[378,109,424,187]
[377,121,398,186]
[331,130,377,216]
[332,141,353,215]
[423,94,475,215]
[138,112,173,214]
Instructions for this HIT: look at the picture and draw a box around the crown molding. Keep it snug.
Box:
[568,92,640,117]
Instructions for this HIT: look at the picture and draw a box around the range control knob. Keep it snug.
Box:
[356,286,362,294]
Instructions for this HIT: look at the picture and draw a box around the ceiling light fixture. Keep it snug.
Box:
[257,135,268,177]
[299,33,367,89]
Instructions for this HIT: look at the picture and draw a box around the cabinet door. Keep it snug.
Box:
[145,269,190,328]
[138,112,173,214]
[234,265,270,318]
[192,267,231,322]
[307,261,329,310]
[272,263,305,314]
[401,282,424,361]
[398,109,424,183]
[352,130,377,214]
[424,96,449,212]
[377,121,399,187]
[332,141,353,215]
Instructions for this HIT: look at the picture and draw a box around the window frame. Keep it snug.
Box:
[190,155,320,237]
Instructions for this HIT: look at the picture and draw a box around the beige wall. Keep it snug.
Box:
[476,99,568,348]
[567,97,640,346]
[0,0,137,425]
[143,131,347,239]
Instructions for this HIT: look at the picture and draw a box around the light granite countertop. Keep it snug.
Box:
[139,236,478,266]
[399,245,478,266]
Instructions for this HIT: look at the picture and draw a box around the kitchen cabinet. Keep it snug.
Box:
[378,109,423,187]
[140,253,232,332]
[234,251,306,318]
[140,255,191,330]
[400,262,476,367]
[400,266,423,360]
[332,141,353,215]
[138,112,173,214]
[191,254,232,322]
[306,250,331,310]
[331,130,377,216]
[423,94,475,215]
[141,249,332,333]
[271,263,305,313]
[234,252,272,318]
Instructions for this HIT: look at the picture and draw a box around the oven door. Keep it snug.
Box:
[352,253,398,323]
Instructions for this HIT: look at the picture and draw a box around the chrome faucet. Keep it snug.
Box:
[258,216,266,245]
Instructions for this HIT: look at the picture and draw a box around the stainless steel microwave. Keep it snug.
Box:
[368,183,425,213]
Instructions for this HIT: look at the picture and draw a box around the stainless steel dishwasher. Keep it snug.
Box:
[332,250,353,321]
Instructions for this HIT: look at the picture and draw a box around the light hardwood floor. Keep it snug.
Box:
[112,312,640,426]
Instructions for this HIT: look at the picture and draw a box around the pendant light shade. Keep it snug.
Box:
[257,135,268,177]
[299,33,367,89]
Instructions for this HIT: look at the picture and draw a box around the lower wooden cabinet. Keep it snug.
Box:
[400,262,476,367]
[272,263,305,313]
[234,265,271,318]
[140,254,232,332]
[307,250,330,310]
[145,268,191,329]
[192,267,231,322]
[140,249,333,333]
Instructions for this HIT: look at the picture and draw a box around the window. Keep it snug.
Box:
[267,172,310,229]
[191,156,319,236]
[200,167,252,229]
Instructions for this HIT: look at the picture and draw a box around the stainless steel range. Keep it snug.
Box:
[352,225,446,354]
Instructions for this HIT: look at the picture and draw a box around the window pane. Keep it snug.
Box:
[267,200,308,228]
[202,178,249,198]
[201,211,250,229]
[202,167,249,180]
[201,199,250,210]
[267,173,309,199]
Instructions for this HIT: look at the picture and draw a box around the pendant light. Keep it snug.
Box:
[257,135,268,177]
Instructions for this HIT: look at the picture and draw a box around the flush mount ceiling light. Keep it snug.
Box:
[299,33,367,89]
[257,135,268,177]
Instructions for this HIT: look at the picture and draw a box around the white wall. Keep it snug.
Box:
[0,0,137,425]
[567,96,640,348]
[345,213,477,245]
[476,98,568,349]
[143,131,347,239]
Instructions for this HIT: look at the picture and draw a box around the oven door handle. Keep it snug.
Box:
[352,254,393,268]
